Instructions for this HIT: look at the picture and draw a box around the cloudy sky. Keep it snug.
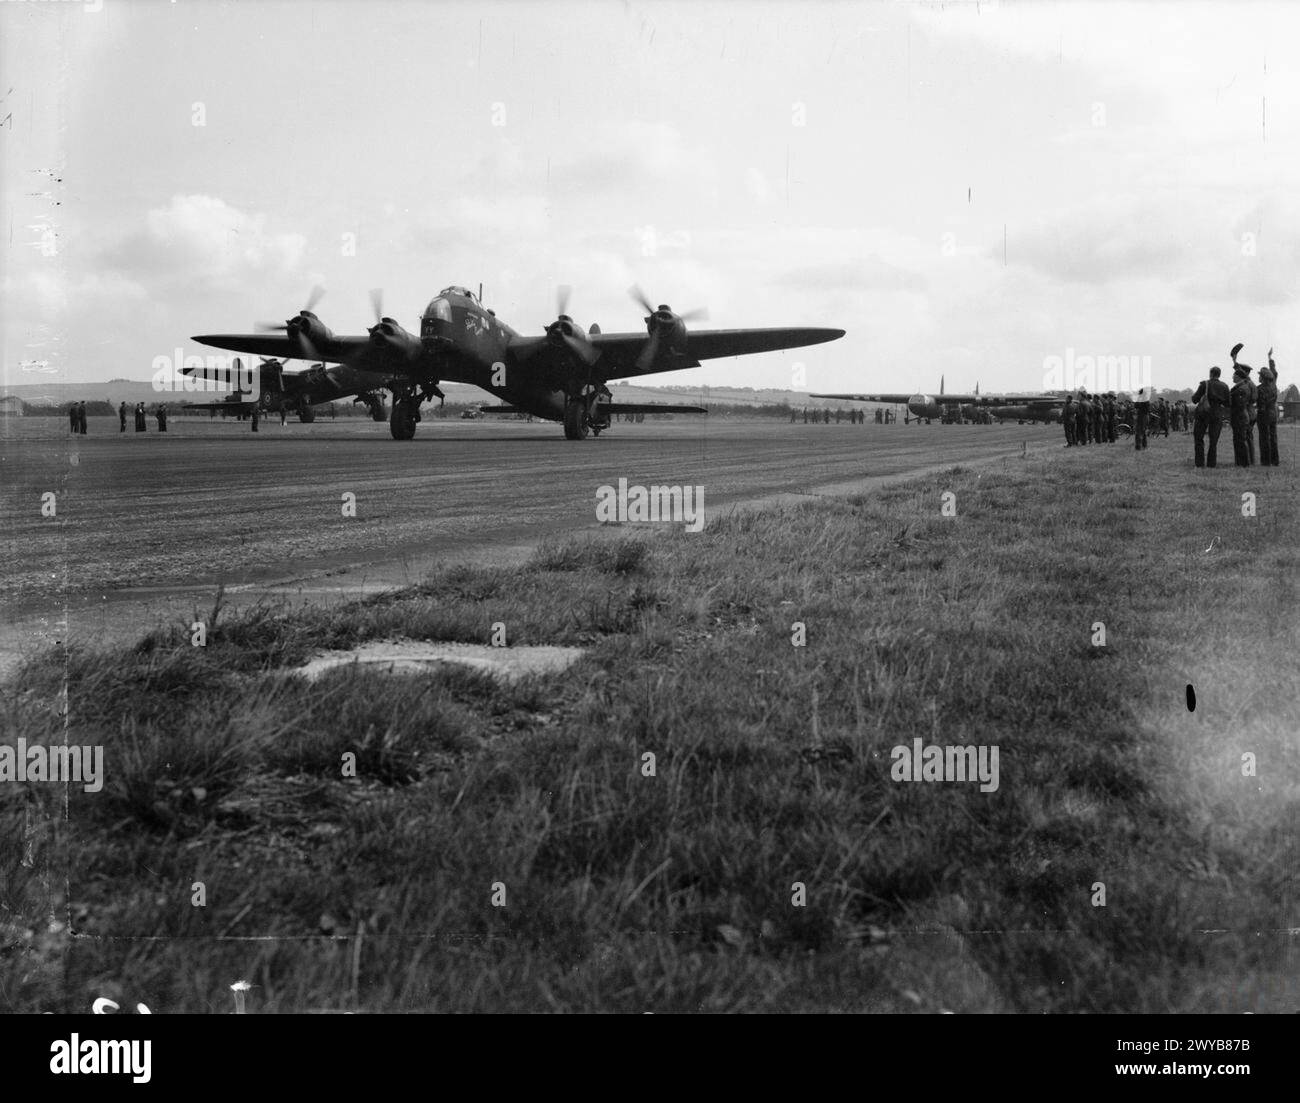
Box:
[5,0,1300,395]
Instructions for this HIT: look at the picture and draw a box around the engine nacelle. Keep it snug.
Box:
[288,310,334,350]
[368,317,422,360]
[547,313,591,347]
[645,305,688,348]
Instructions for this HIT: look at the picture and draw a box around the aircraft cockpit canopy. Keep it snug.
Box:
[426,286,479,321]
[438,286,478,303]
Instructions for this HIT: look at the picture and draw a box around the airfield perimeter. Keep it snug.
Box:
[1,415,1059,670]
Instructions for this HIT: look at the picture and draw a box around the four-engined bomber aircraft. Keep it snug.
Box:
[810,377,1066,425]
[182,352,390,423]
[195,285,845,440]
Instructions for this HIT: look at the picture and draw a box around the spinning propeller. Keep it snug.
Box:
[255,285,329,361]
[628,285,708,372]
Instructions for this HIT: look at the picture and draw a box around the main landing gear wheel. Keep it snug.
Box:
[390,397,418,440]
[563,399,589,440]
[298,406,316,423]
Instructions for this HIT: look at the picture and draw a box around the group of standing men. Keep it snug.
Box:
[1190,344,1280,468]
[794,407,869,424]
[1060,389,1183,449]
[67,401,88,434]
[1060,343,1282,469]
[115,401,167,432]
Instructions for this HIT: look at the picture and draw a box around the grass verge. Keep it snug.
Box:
[2,442,1296,1012]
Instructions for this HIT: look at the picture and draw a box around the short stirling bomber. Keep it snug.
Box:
[195,284,844,440]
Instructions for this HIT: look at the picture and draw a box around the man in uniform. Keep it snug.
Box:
[1229,367,1253,466]
[1062,394,1076,446]
[1231,343,1258,464]
[1257,349,1280,466]
[1133,388,1150,450]
[1075,390,1090,444]
[119,401,127,432]
[1191,367,1230,467]
[1105,392,1117,442]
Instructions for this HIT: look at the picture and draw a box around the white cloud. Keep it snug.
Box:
[109,195,307,292]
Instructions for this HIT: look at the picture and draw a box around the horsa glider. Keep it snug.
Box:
[811,377,1066,425]
[194,284,844,440]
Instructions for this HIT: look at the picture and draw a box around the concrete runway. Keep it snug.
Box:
[1,414,1058,670]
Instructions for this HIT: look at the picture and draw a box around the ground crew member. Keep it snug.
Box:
[1257,350,1280,466]
[1133,388,1150,450]
[1229,367,1253,466]
[1075,391,1090,444]
[252,406,260,432]
[156,404,167,432]
[1191,367,1230,467]
[1245,368,1257,465]
[1231,343,1257,464]
[119,401,127,432]
[77,401,87,434]
[1103,393,1116,442]
[1062,394,1076,445]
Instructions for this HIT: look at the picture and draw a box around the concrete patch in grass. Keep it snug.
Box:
[295,638,585,683]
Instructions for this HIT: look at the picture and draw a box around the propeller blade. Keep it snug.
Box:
[294,330,320,362]
[255,321,287,332]
[369,288,384,326]
[635,327,662,373]
[557,284,572,318]
[304,285,326,313]
[628,284,655,316]
[679,307,709,323]
[562,332,597,366]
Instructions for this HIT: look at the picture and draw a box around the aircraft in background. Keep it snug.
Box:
[195,284,844,440]
[182,353,390,423]
[1281,382,1300,422]
[810,376,1067,424]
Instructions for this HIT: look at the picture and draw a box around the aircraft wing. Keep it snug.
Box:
[590,327,845,379]
[606,402,707,415]
[810,392,913,403]
[191,333,371,363]
[811,391,1065,406]
[182,400,258,411]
